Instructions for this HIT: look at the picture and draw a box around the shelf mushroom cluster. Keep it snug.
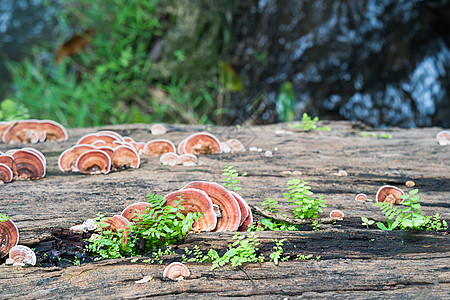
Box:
[0,217,36,266]
[121,181,253,233]
[0,119,68,144]
[58,130,140,175]
[0,148,46,183]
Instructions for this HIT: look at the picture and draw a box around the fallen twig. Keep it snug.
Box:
[251,205,335,225]
[238,266,256,287]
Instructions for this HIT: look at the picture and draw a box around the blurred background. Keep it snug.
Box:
[0,0,449,128]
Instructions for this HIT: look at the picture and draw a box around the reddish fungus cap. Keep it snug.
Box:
[355,193,367,202]
[0,219,19,257]
[151,124,167,135]
[224,139,246,153]
[436,130,450,146]
[330,210,345,220]
[164,188,218,233]
[177,139,187,155]
[179,154,197,166]
[38,120,68,141]
[112,145,140,169]
[58,148,78,172]
[75,149,111,175]
[0,154,18,178]
[8,245,37,266]
[76,132,122,147]
[163,262,190,280]
[228,191,249,227]
[0,163,13,183]
[159,152,181,166]
[1,120,44,144]
[183,133,222,155]
[182,181,241,232]
[121,202,153,223]
[12,148,46,179]
[376,185,405,205]
[102,215,131,244]
[143,139,176,157]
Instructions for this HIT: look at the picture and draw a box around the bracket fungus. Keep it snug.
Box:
[164,188,218,232]
[151,124,167,135]
[223,139,246,153]
[143,139,176,157]
[160,152,181,166]
[183,181,241,232]
[436,130,450,146]
[7,245,37,266]
[75,149,111,175]
[376,185,405,205]
[163,262,190,281]
[330,210,345,220]
[183,133,222,155]
[0,163,13,183]
[177,139,187,155]
[229,191,249,228]
[179,154,198,166]
[76,132,123,147]
[0,219,19,257]
[121,202,153,223]
[1,119,67,144]
[102,215,131,244]
[355,193,367,202]
[0,154,17,178]
[112,145,140,169]
[12,148,46,179]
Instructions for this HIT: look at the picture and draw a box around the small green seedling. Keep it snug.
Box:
[284,179,326,219]
[361,217,375,229]
[288,113,330,131]
[0,213,10,222]
[222,164,247,191]
[269,239,286,265]
[261,198,280,213]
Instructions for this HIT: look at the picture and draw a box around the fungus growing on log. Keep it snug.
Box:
[151,124,167,135]
[224,139,246,153]
[177,138,187,155]
[121,202,153,223]
[182,181,241,232]
[229,191,253,232]
[76,132,122,147]
[229,191,249,227]
[112,145,140,169]
[7,245,37,266]
[1,120,67,143]
[159,152,180,166]
[143,139,176,157]
[436,130,450,146]
[102,215,131,244]
[179,154,197,166]
[0,219,19,257]
[183,133,222,155]
[12,149,46,179]
[163,262,190,281]
[164,188,218,232]
[37,120,68,141]
[0,163,13,183]
[75,149,111,175]
[96,146,115,160]
[0,154,18,178]
[330,210,345,220]
[355,193,367,202]
[376,185,405,205]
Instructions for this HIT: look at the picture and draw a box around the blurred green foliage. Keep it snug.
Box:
[0,98,30,121]
[5,0,235,128]
[276,81,296,122]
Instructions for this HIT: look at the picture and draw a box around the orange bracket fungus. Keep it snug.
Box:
[151,124,167,135]
[376,185,405,205]
[0,218,19,257]
[2,119,68,144]
[75,149,111,175]
[224,139,246,153]
[229,191,249,228]
[182,181,241,232]
[179,154,198,166]
[121,202,153,223]
[112,145,140,169]
[7,245,37,266]
[229,191,253,232]
[330,210,345,220]
[436,130,450,146]
[163,262,190,281]
[183,133,222,155]
[102,215,131,244]
[0,154,18,178]
[177,138,187,155]
[0,163,13,183]
[76,131,123,147]
[143,139,176,157]
[36,120,68,142]
[355,193,367,202]
[160,152,181,166]
[164,188,218,232]
[12,148,46,179]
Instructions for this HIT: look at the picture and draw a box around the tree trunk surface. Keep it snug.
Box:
[1,121,448,299]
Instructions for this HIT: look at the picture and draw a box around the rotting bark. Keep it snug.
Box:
[0,121,449,298]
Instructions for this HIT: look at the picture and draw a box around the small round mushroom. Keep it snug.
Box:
[8,245,37,266]
[0,218,19,257]
[0,163,13,183]
[355,193,367,202]
[75,149,111,175]
[151,124,167,135]
[160,152,180,166]
[12,148,46,179]
[436,130,450,146]
[405,180,415,187]
[143,139,176,157]
[376,185,405,205]
[164,188,218,232]
[330,210,345,220]
[121,202,153,223]
[183,133,222,155]
[224,139,246,153]
[112,145,140,169]
[337,170,348,176]
[102,215,131,244]
[163,262,190,281]
[182,181,241,232]
[179,154,197,166]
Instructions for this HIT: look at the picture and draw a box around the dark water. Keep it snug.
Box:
[1,0,449,128]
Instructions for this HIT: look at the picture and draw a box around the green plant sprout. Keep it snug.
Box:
[288,113,331,131]
[312,220,321,231]
[269,239,286,265]
[222,164,247,191]
[284,179,326,219]
[211,233,264,270]
[0,213,10,222]
[250,218,302,231]
[85,193,200,260]
[261,198,280,213]
[373,189,447,231]
[361,132,392,139]
[182,246,218,263]
[295,254,321,260]
[361,217,375,229]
